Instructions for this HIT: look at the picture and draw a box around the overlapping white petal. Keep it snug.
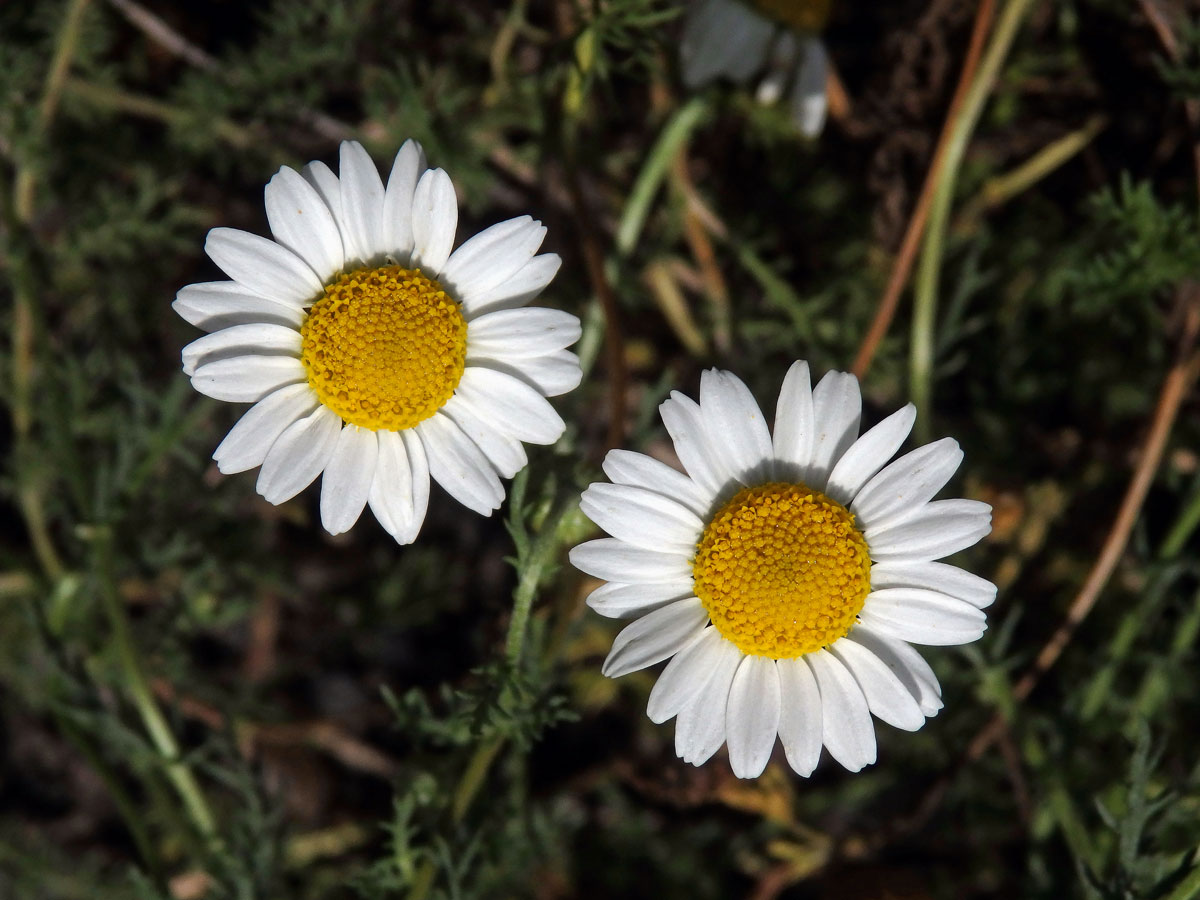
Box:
[176,139,580,544]
[574,362,994,779]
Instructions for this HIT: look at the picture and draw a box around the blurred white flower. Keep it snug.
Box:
[681,0,831,137]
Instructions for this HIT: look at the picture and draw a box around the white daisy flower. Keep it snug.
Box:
[681,0,831,137]
[176,140,581,543]
[570,363,995,779]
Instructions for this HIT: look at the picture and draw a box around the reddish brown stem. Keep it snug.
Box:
[851,0,996,378]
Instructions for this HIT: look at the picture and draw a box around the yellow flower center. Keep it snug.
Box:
[300,266,467,431]
[747,0,831,33]
[692,482,871,659]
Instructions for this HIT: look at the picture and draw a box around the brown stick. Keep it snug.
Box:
[850,0,996,378]
[891,287,1200,842]
[965,290,1200,761]
[1137,0,1200,207]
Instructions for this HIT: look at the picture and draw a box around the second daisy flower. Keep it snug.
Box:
[571,363,994,779]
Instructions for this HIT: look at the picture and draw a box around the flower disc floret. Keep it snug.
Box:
[300,266,467,431]
[692,481,871,659]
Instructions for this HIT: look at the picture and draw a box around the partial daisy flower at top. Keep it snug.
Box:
[681,0,831,137]
[176,140,581,543]
[570,363,994,779]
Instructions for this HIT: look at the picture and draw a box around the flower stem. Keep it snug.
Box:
[93,531,220,846]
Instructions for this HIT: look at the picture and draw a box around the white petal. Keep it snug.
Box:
[675,645,742,765]
[319,425,378,535]
[602,449,711,517]
[471,350,581,398]
[440,394,528,479]
[807,370,862,489]
[791,37,828,139]
[464,253,562,316]
[580,483,703,553]
[256,406,342,504]
[466,308,581,358]
[830,639,926,731]
[647,627,732,723]
[680,0,775,87]
[416,412,504,515]
[410,168,458,273]
[776,657,823,777]
[806,649,877,773]
[454,366,566,444]
[301,160,342,225]
[338,141,386,265]
[443,216,547,302]
[173,281,305,333]
[368,429,430,544]
[869,561,997,609]
[660,392,728,496]
[866,499,992,561]
[204,227,323,307]
[264,165,344,282]
[852,438,964,531]
[182,322,301,377]
[726,655,782,778]
[568,538,692,584]
[585,581,695,619]
[772,360,814,476]
[190,356,306,403]
[857,587,988,645]
[699,369,773,484]
[601,597,709,678]
[213,383,318,474]
[846,625,942,716]
[825,404,916,507]
[381,138,426,260]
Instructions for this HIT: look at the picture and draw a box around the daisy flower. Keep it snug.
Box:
[176,140,581,543]
[570,363,994,779]
[681,0,831,137]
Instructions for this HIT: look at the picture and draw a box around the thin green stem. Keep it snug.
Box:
[62,77,255,148]
[1159,478,1200,560]
[910,0,1038,440]
[14,0,92,220]
[616,95,708,257]
[92,531,219,845]
[505,499,573,665]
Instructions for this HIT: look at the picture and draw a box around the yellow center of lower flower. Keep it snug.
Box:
[692,481,871,659]
[747,0,831,33]
[300,266,467,431]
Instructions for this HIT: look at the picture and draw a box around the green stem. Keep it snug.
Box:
[62,77,255,148]
[505,499,573,665]
[1159,478,1200,560]
[93,531,219,845]
[616,95,708,256]
[910,0,1037,440]
[55,712,164,882]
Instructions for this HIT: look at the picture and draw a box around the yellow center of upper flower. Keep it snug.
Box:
[747,0,831,33]
[300,266,467,431]
[692,481,871,659]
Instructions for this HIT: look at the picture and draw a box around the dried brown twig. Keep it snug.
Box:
[899,285,1200,836]
[850,0,996,378]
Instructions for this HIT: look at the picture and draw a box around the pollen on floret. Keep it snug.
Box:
[692,481,871,659]
[300,266,467,431]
